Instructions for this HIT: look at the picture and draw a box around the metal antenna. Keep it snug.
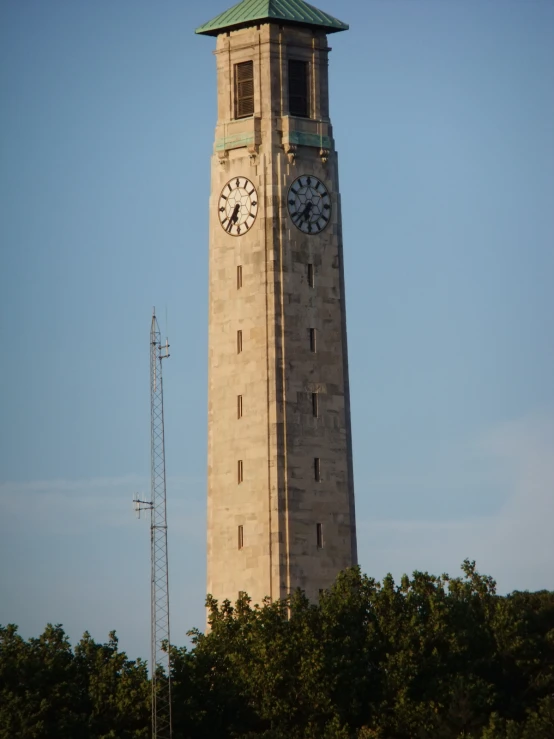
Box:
[135,309,172,739]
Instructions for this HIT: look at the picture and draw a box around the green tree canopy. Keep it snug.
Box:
[0,624,149,738]
[2,561,553,738]
[171,561,554,738]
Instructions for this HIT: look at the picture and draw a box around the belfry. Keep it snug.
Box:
[197,0,357,606]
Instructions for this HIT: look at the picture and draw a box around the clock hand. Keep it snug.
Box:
[227,204,241,232]
[292,202,312,223]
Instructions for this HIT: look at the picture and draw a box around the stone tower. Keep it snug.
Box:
[197,0,357,607]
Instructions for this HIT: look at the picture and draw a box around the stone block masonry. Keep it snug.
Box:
[205,18,357,610]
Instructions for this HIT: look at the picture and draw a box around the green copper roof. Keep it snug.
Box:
[195,0,348,36]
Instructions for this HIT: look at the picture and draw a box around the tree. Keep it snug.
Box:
[74,630,150,738]
[3,562,553,738]
[0,623,83,738]
[0,625,149,739]
[171,561,554,738]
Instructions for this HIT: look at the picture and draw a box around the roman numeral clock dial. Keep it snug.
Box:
[288,175,331,234]
[218,177,258,236]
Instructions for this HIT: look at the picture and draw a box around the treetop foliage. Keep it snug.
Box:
[2,561,553,738]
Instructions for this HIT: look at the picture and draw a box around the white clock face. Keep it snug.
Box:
[218,177,258,236]
[288,175,331,235]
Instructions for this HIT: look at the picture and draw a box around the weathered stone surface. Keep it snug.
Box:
[206,22,357,609]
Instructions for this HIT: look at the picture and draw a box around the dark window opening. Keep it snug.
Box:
[237,330,243,354]
[314,457,321,482]
[309,328,317,353]
[238,525,244,550]
[289,59,309,118]
[237,395,243,419]
[316,523,323,549]
[235,61,254,119]
[237,265,243,289]
[312,392,319,418]
[307,263,314,287]
[238,460,243,483]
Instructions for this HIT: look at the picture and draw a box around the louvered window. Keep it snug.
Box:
[235,61,254,119]
[289,59,309,118]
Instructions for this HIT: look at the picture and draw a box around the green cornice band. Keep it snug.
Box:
[287,131,333,149]
[215,130,333,153]
[215,132,256,152]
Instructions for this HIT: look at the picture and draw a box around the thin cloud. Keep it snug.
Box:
[0,474,205,536]
[359,415,554,593]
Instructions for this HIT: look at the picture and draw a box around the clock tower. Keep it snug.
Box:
[197,0,357,607]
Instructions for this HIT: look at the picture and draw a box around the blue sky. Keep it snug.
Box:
[1,0,553,661]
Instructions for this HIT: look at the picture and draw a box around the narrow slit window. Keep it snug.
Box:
[235,61,254,119]
[309,328,317,353]
[237,330,243,354]
[316,523,323,549]
[237,394,243,419]
[307,263,314,288]
[314,457,321,482]
[237,265,243,289]
[312,392,319,418]
[289,59,309,118]
[238,525,244,550]
[238,459,243,483]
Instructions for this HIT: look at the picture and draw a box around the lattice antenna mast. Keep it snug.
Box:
[134,310,172,739]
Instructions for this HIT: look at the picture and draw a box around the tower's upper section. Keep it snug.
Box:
[197,0,348,163]
[195,0,348,37]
